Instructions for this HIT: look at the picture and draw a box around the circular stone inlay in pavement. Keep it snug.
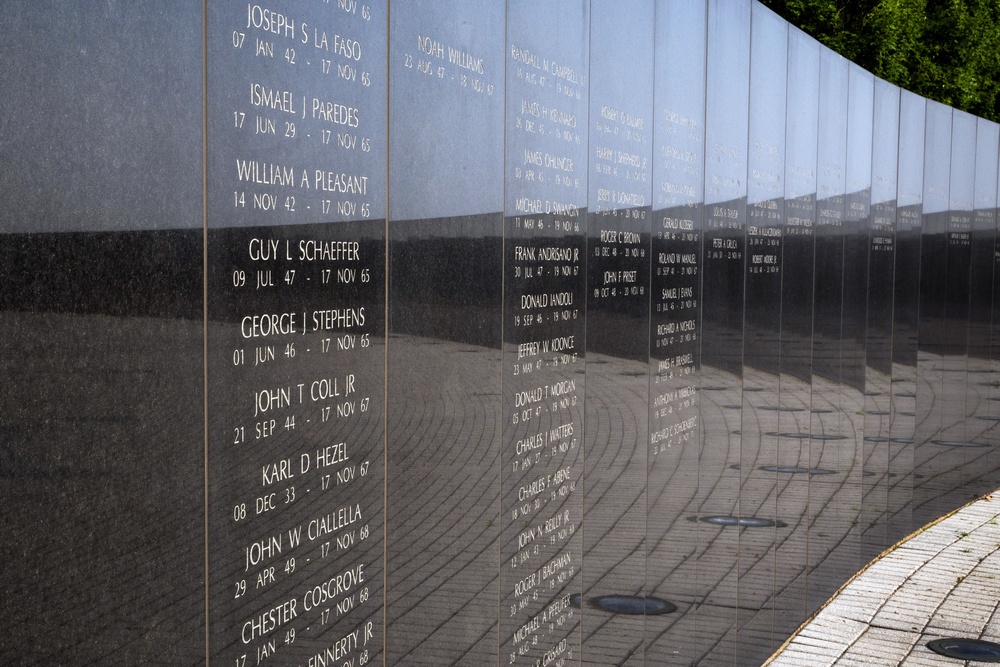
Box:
[933,439,989,448]
[569,594,676,615]
[927,638,1000,662]
[864,436,892,443]
[689,515,787,528]
[760,465,835,475]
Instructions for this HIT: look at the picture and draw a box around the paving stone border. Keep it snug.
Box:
[766,491,1000,666]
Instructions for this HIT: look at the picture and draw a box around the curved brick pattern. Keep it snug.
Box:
[767,493,1000,666]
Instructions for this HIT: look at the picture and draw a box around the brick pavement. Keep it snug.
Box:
[766,491,1000,666]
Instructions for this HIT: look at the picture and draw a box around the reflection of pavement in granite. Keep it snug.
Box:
[385,335,503,665]
[572,351,999,665]
[581,350,648,666]
[913,355,1000,526]
[0,313,205,665]
[205,319,387,663]
[384,335,1000,665]
[767,491,1000,666]
[4,317,998,665]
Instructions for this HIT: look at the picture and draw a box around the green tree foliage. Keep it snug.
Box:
[759,0,1000,122]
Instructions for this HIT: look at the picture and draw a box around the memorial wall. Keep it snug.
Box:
[1,1,999,665]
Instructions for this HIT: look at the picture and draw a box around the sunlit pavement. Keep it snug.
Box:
[767,491,1000,666]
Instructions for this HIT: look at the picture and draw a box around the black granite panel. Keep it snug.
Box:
[839,63,872,578]
[993,131,1000,447]
[861,78,900,563]
[0,4,202,235]
[843,65,874,396]
[774,24,819,639]
[935,112,980,503]
[971,120,1000,361]
[5,4,1000,665]
[696,1,750,661]
[807,45,848,615]
[737,5,787,661]
[970,120,999,464]
[583,2,653,664]
[206,3,388,664]
[0,3,205,664]
[646,1,705,663]
[913,101,952,527]
[501,3,587,666]
[386,3,505,664]
[889,91,925,542]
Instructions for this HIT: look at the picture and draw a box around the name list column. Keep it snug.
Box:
[583,2,654,664]
[645,1,705,662]
[206,2,387,666]
[386,2,505,663]
[501,2,588,665]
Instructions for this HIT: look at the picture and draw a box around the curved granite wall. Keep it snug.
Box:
[1,1,998,665]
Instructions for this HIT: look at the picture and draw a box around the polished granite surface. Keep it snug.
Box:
[1,1,1000,665]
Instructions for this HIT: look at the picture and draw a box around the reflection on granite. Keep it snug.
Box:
[0,312,204,665]
[4,1,1000,665]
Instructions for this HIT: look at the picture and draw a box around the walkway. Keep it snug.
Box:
[767,491,1000,666]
